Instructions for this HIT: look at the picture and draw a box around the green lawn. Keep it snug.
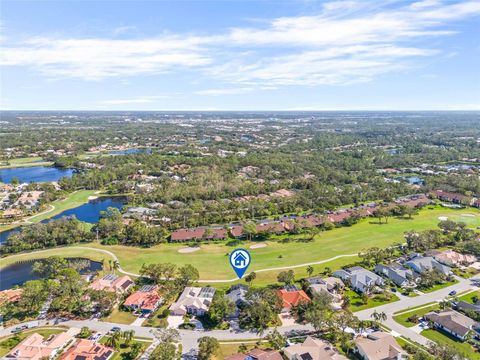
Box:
[2,206,480,288]
[0,328,66,357]
[344,289,399,312]
[0,157,53,169]
[421,279,459,293]
[215,343,258,360]
[102,308,138,325]
[457,290,480,303]
[393,304,440,327]
[421,329,480,359]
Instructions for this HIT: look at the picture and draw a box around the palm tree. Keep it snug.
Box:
[113,260,120,271]
[106,330,121,349]
[123,330,135,346]
[306,266,314,277]
[245,272,256,286]
[371,310,387,323]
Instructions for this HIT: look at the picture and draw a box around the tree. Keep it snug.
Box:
[265,328,286,350]
[245,272,256,286]
[106,330,122,349]
[238,344,248,354]
[129,343,143,359]
[371,310,387,324]
[277,270,295,285]
[176,264,199,289]
[306,265,314,277]
[123,330,135,346]
[149,342,177,360]
[32,256,68,278]
[243,221,257,241]
[208,295,235,324]
[197,336,219,360]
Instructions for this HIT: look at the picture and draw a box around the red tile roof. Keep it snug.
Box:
[277,289,311,310]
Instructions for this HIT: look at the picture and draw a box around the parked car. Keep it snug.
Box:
[390,287,397,293]
[111,326,121,332]
[449,290,457,296]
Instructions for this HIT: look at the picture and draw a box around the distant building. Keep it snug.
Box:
[0,289,23,306]
[169,287,215,316]
[60,339,114,360]
[5,332,73,360]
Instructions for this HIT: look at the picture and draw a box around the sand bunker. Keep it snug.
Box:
[438,216,448,221]
[250,243,267,249]
[178,247,200,253]
[88,196,99,200]
[461,214,476,217]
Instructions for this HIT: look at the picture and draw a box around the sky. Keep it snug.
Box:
[1,0,480,111]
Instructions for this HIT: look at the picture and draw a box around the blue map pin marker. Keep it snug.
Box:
[229,248,251,279]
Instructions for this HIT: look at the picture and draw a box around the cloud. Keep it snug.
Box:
[1,0,479,86]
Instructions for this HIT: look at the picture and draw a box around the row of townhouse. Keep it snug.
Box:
[170,194,432,242]
[433,189,480,207]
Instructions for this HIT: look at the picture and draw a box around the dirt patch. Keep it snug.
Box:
[250,243,267,249]
[438,216,448,221]
[178,247,200,253]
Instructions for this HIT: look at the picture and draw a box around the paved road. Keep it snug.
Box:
[355,275,480,346]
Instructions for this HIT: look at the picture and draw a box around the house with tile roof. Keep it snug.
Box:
[88,274,134,294]
[123,285,162,314]
[355,331,407,360]
[60,339,114,360]
[5,332,73,360]
[277,288,311,312]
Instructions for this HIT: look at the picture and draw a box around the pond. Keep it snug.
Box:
[0,166,75,183]
[0,257,103,290]
[0,196,126,244]
[108,148,152,155]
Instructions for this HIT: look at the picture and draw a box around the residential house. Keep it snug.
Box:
[355,331,408,360]
[425,310,478,341]
[123,285,162,314]
[308,277,344,311]
[88,274,134,294]
[225,349,283,360]
[5,332,73,360]
[226,284,249,318]
[433,190,470,205]
[333,266,384,293]
[428,249,477,268]
[0,289,23,306]
[374,264,416,288]
[455,300,480,314]
[170,227,227,242]
[277,287,311,312]
[169,287,215,316]
[405,256,452,276]
[284,336,348,360]
[60,339,114,360]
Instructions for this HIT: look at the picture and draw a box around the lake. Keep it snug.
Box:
[0,166,74,183]
[0,257,103,290]
[109,148,152,155]
[0,196,126,244]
